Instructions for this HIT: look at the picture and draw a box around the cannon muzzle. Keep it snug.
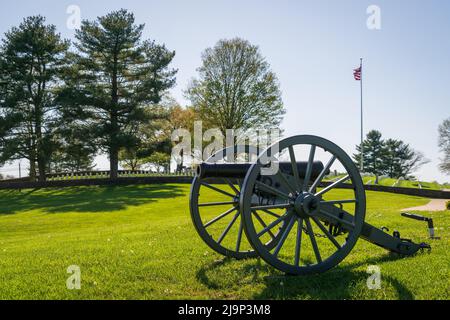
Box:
[196,161,327,179]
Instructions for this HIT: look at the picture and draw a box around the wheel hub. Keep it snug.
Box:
[292,192,320,218]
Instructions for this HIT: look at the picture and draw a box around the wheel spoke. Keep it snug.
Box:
[320,199,357,205]
[198,200,238,207]
[201,181,236,198]
[252,210,276,239]
[204,206,238,228]
[261,209,282,218]
[275,170,296,194]
[309,155,336,192]
[257,212,290,238]
[294,218,303,266]
[273,217,296,257]
[311,217,341,249]
[251,203,290,211]
[302,145,316,191]
[288,146,301,190]
[217,211,240,244]
[318,209,355,230]
[305,218,322,263]
[255,180,290,200]
[224,178,240,195]
[236,217,244,252]
[314,175,350,197]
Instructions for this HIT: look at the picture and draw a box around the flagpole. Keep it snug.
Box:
[360,58,364,172]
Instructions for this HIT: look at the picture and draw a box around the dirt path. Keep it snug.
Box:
[402,198,448,212]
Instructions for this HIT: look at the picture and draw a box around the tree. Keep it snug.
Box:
[65,9,176,179]
[48,123,96,172]
[166,103,197,173]
[384,138,402,178]
[145,152,170,173]
[354,130,429,182]
[118,98,173,171]
[186,38,285,136]
[438,117,450,174]
[384,138,429,179]
[119,147,145,171]
[353,130,387,184]
[0,80,8,165]
[0,16,70,181]
[167,103,197,134]
[117,96,197,173]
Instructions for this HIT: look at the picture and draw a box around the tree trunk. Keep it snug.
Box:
[35,114,46,182]
[130,158,139,171]
[110,146,119,179]
[37,158,46,182]
[28,129,37,181]
[36,142,46,182]
[29,158,36,181]
[109,55,119,180]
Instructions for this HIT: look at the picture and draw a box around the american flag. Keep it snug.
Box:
[353,66,361,81]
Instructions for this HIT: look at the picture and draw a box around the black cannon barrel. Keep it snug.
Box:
[196,161,327,180]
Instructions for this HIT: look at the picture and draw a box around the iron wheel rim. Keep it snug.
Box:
[241,135,366,274]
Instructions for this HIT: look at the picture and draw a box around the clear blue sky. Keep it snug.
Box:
[1,0,449,182]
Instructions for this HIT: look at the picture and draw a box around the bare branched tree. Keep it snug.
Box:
[438,117,450,174]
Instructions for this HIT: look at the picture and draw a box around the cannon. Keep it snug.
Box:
[190,135,430,275]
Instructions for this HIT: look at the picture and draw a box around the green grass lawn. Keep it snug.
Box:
[360,176,447,190]
[0,184,448,300]
[325,174,449,190]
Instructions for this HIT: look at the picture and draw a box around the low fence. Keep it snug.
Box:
[0,169,193,183]
[46,170,193,180]
[0,176,193,190]
[0,174,449,199]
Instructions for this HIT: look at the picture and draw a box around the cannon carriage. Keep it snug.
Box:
[190,135,430,275]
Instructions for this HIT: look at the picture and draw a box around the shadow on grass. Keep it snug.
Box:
[196,253,414,299]
[0,184,184,214]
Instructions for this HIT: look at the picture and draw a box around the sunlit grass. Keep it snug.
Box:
[0,184,448,300]
[324,174,448,190]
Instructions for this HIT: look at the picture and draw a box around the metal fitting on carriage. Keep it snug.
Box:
[401,212,440,240]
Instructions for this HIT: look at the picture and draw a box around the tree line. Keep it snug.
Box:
[353,130,429,183]
[2,10,446,183]
[0,10,285,181]
[354,122,450,184]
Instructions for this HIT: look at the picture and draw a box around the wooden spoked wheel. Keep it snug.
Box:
[189,146,288,259]
[240,135,366,274]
